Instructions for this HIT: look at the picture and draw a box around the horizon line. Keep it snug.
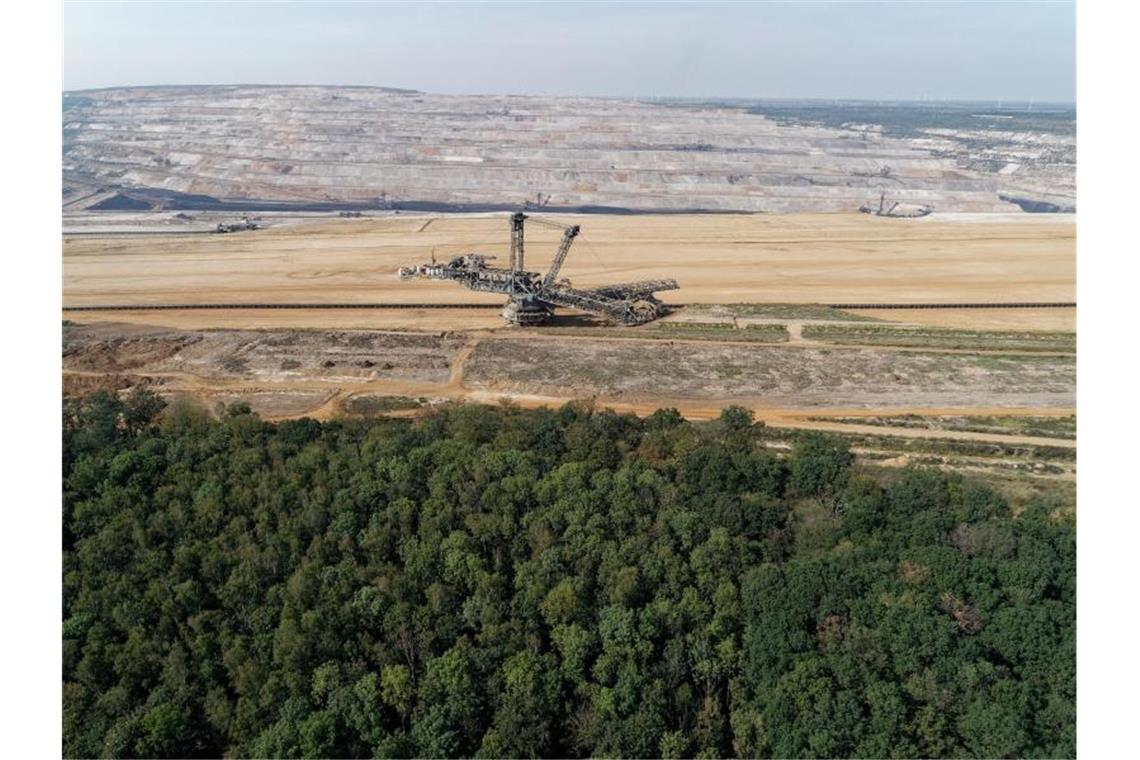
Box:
[62,83,1077,108]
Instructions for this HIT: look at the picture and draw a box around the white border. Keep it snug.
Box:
[1077,0,1139,756]
[1,1,63,756]
[4,0,1131,754]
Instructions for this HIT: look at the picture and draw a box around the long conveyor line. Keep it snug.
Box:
[62,303,506,311]
[62,301,1076,312]
[822,302,1075,310]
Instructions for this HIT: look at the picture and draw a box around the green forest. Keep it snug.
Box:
[63,391,1075,758]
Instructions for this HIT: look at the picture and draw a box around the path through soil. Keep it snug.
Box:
[448,336,482,388]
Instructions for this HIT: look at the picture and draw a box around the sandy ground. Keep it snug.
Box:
[63,308,506,332]
[64,305,1076,334]
[63,213,1075,316]
[848,308,1076,331]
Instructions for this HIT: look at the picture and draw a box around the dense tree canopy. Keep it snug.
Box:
[63,391,1075,758]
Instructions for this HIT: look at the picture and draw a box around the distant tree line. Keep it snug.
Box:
[63,391,1075,758]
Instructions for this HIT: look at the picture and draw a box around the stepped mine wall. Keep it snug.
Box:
[63,86,1074,214]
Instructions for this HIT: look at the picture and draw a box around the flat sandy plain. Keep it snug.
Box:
[64,212,1075,328]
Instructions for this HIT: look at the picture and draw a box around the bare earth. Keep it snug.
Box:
[62,212,1076,483]
[62,322,1074,431]
[847,308,1075,331]
[62,86,1075,213]
[61,308,505,332]
[462,336,1074,408]
[64,212,1074,313]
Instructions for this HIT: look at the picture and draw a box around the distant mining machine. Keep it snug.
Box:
[398,212,679,326]
[215,216,261,233]
[858,192,932,218]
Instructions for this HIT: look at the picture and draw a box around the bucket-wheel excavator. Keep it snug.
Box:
[398,212,679,326]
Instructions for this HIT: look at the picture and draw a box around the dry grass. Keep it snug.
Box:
[543,322,790,343]
[808,413,1076,439]
[463,337,1075,407]
[677,303,881,322]
[802,324,1075,352]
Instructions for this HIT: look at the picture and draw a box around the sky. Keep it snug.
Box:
[63,0,1076,102]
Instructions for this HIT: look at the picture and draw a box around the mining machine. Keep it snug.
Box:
[859,192,932,218]
[398,212,679,326]
[215,216,261,233]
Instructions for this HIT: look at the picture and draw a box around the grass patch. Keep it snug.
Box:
[650,321,735,333]
[741,323,795,341]
[343,394,426,416]
[802,324,1076,352]
[681,303,881,322]
[544,322,790,343]
[809,414,1076,440]
[753,425,1075,462]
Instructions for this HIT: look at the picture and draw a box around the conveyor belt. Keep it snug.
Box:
[824,302,1075,310]
[62,302,504,311]
[62,301,1076,312]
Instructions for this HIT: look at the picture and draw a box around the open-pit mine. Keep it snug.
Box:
[62,86,1076,485]
[64,86,1074,215]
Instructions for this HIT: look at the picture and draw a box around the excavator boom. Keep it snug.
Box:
[398,213,676,326]
[541,224,580,290]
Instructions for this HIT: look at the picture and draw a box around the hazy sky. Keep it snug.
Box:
[63,0,1075,102]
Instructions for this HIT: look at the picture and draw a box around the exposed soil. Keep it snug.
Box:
[62,87,1073,214]
[62,371,157,397]
[62,308,506,333]
[62,327,201,372]
[200,389,339,418]
[64,323,1075,420]
[62,288,1077,489]
[63,213,1075,316]
[61,203,1076,489]
[463,337,1075,408]
[63,323,466,385]
[848,307,1076,331]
